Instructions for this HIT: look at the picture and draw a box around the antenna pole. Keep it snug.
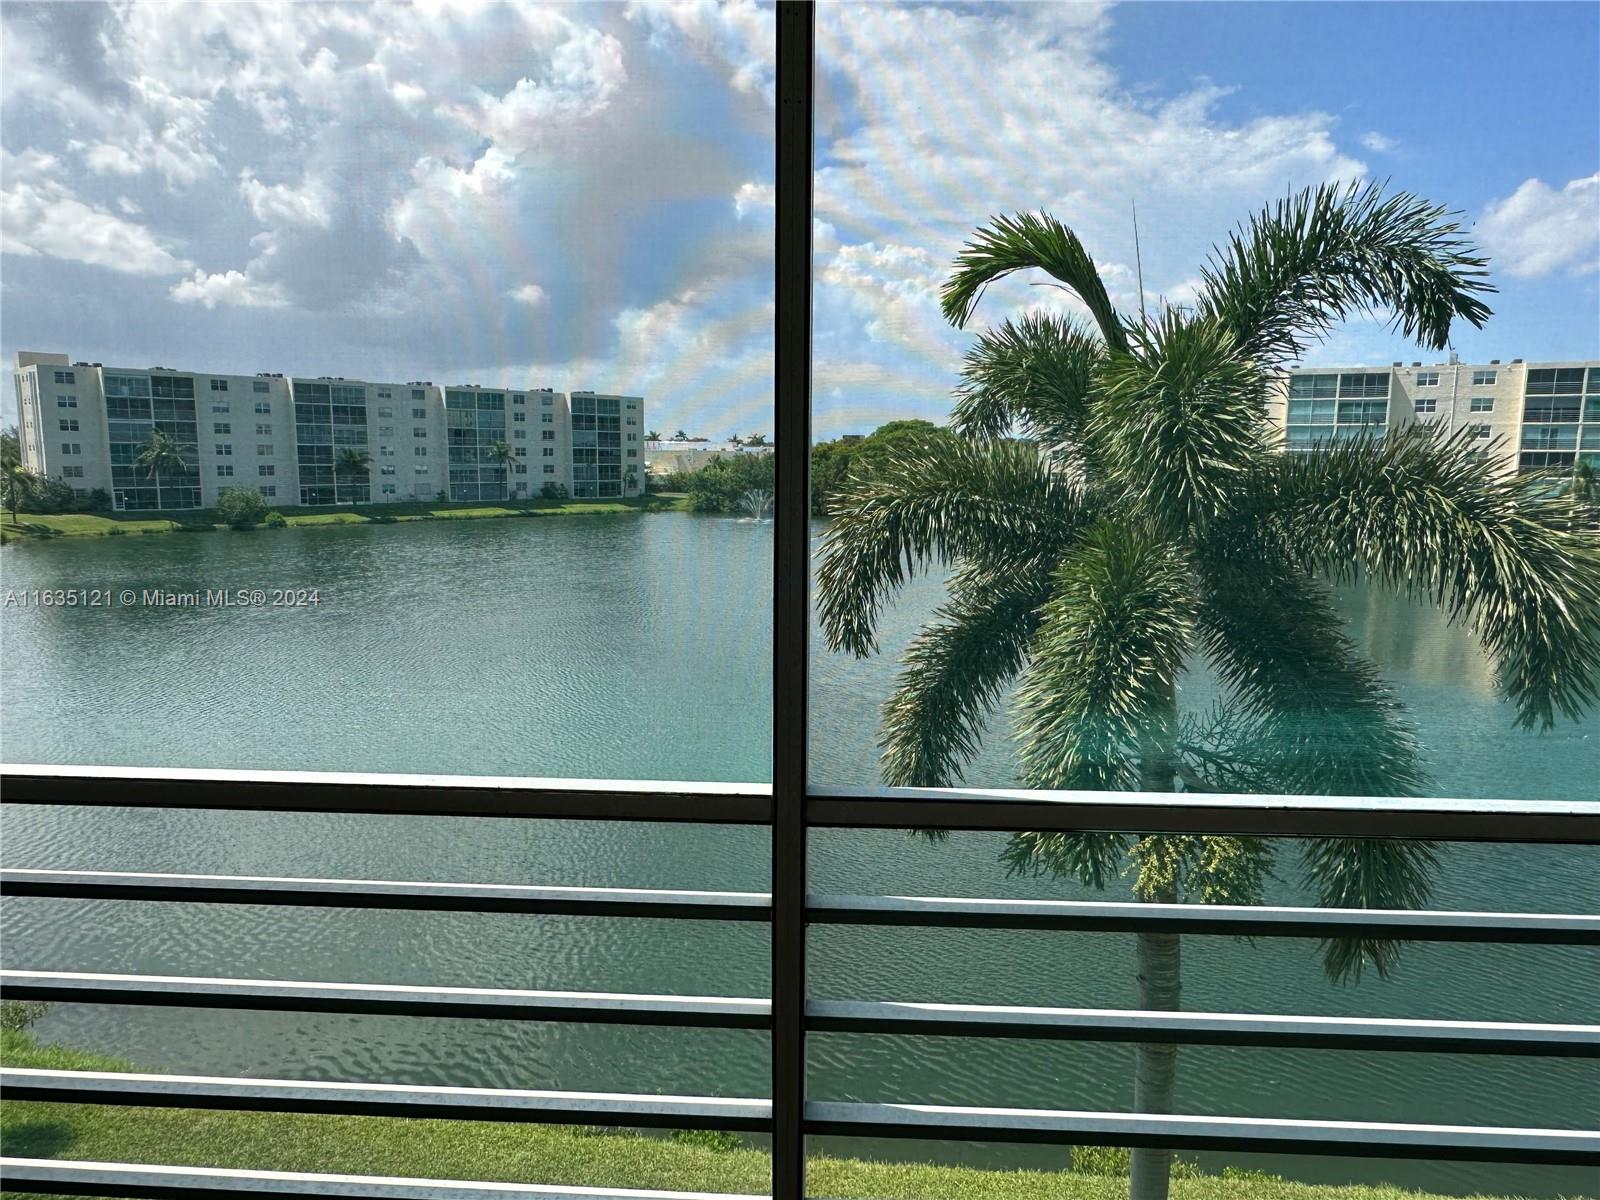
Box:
[1133,198,1148,329]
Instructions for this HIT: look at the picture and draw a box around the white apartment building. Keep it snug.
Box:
[1268,357,1600,475]
[12,352,643,509]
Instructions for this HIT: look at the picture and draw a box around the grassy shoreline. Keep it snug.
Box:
[0,1033,1533,1200]
[0,494,690,544]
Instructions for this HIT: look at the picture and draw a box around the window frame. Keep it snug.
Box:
[2,11,1597,1200]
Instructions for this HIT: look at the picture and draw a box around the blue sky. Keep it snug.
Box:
[3,2,1596,437]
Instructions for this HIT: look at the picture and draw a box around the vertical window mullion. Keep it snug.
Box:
[772,4,814,1198]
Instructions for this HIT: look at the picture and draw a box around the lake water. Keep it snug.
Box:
[1,514,1596,1196]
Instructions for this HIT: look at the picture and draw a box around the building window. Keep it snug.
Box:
[542,447,554,457]
[412,389,425,400]
[1470,397,1494,413]
[216,444,232,456]
[628,432,637,441]
[513,394,524,404]
[380,445,396,457]
[514,430,526,440]
[541,394,552,405]
[214,422,231,435]
[1469,424,1491,440]
[412,408,427,420]
[62,465,85,478]
[257,444,273,456]
[217,464,233,477]
[414,446,428,457]
[61,443,80,456]
[382,483,397,495]
[543,464,555,474]
[542,430,555,441]
[57,396,77,408]
[414,465,429,474]
[1472,370,1497,386]
[253,381,270,393]
[210,379,229,392]
[254,423,271,435]
[1526,367,1585,395]
[627,449,638,458]
[1415,371,1440,386]
[516,447,528,457]
[255,401,272,414]
[378,407,393,418]
[514,412,527,422]
[59,419,79,431]
[212,403,231,414]
[377,389,392,400]
[259,465,275,477]
[259,485,276,497]
[1413,398,1437,414]
[515,464,527,475]
[414,426,428,438]
[54,370,75,384]
[541,412,553,423]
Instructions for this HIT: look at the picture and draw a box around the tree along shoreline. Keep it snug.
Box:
[0,1028,1527,1200]
[0,494,689,544]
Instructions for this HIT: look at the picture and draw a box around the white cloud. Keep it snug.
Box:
[734,181,774,219]
[1358,131,1398,154]
[1478,174,1600,278]
[1,153,192,275]
[628,0,776,104]
[169,267,290,309]
[510,283,547,306]
[238,170,331,229]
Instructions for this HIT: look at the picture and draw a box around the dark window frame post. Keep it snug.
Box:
[772,3,814,1198]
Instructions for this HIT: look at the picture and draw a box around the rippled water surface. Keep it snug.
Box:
[2,514,1596,1196]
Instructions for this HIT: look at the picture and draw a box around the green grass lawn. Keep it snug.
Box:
[0,494,688,542]
[0,1033,1532,1200]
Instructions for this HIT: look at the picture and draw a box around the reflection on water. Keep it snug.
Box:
[2,516,1596,1196]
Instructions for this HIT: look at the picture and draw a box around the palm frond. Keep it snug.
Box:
[941,211,1129,351]
[1013,523,1193,791]
[1001,829,1131,891]
[1255,425,1600,729]
[879,561,1055,787]
[1093,312,1271,536]
[951,312,1105,456]
[1192,551,1427,796]
[1196,181,1494,366]
[816,438,1087,657]
[1301,838,1440,982]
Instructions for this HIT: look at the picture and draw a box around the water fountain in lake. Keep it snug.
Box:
[738,489,773,520]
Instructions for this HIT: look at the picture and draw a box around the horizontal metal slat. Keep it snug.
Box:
[811,892,1600,942]
[0,1159,766,1200]
[807,1000,1600,1055]
[0,971,769,1029]
[0,870,770,922]
[7,870,1594,945]
[804,1101,1600,1164]
[0,766,771,825]
[808,786,1600,843]
[0,1069,771,1131]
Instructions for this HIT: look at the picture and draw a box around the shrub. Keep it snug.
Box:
[79,487,113,513]
[217,487,269,530]
[17,476,78,514]
[0,1000,50,1032]
[263,511,288,528]
[540,482,570,501]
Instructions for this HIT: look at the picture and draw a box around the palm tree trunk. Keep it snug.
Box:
[1131,681,1180,1200]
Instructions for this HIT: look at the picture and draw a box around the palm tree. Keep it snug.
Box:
[647,429,662,442]
[623,465,639,494]
[2,461,37,522]
[728,433,744,447]
[1571,459,1597,504]
[673,429,690,442]
[816,183,1600,1200]
[333,448,372,505]
[134,430,191,510]
[486,440,517,500]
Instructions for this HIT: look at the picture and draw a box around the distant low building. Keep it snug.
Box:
[12,351,645,509]
[1268,358,1599,475]
[644,439,773,475]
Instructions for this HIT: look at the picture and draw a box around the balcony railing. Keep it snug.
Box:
[3,7,1599,1199]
